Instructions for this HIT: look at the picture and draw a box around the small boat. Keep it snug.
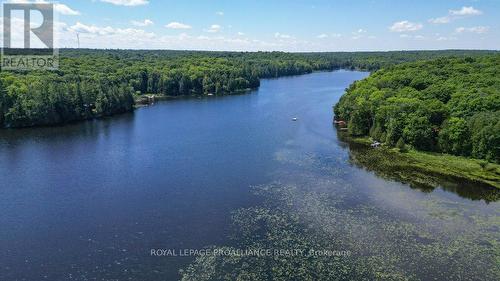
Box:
[334,120,347,127]
[292,117,298,121]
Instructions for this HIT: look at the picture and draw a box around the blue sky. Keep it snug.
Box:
[3,0,500,51]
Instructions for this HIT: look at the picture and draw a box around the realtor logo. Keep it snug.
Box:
[2,2,59,70]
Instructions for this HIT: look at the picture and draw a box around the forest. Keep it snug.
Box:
[334,55,500,163]
[0,49,495,128]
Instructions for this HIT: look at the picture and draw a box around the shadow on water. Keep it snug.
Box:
[0,111,136,145]
[336,130,500,203]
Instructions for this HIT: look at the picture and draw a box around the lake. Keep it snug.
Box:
[1,71,498,280]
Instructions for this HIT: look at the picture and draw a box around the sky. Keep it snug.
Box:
[1,0,500,51]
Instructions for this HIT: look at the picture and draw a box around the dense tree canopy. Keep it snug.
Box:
[0,49,495,128]
[334,55,500,163]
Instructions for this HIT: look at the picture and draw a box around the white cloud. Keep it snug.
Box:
[316,33,342,39]
[100,0,149,6]
[60,22,170,49]
[351,29,367,39]
[131,19,154,27]
[434,33,457,41]
[400,34,425,40]
[450,6,482,16]
[68,22,99,34]
[165,22,192,29]
[68,22,153,36]
[428,17,450,24]
[216,11,224,16]
[389,21,423,32]
[7,0,80,15]
[54,3,80,15]
[2,3,494,51]
[429,6,482,24]
[455,26,489,34]
[206,24,221,33]
[65,22,156,48]
[274,32,293,39]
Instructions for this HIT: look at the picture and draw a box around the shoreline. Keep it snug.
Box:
[134,88,258,106]
[340,134,500,193]
[1,70,352,129]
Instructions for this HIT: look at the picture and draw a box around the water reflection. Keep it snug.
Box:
[339,132,500,203]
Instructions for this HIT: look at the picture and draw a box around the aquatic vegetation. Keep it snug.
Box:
[341,134,500,201]
[181,182,500,280]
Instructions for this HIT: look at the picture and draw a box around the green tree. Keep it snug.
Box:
[438,117,471,156]
[403,115,434,151]
[348,102,372,136]
[396,137,408,152]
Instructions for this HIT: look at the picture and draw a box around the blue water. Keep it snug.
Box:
[1,71,497,280]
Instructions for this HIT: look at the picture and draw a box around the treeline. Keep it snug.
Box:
[0,75,134,128]
[334,55,500,163]
[0,49,496,128]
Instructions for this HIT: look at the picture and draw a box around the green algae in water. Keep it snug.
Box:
[180,182,500,281]
[180,109,499,281]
